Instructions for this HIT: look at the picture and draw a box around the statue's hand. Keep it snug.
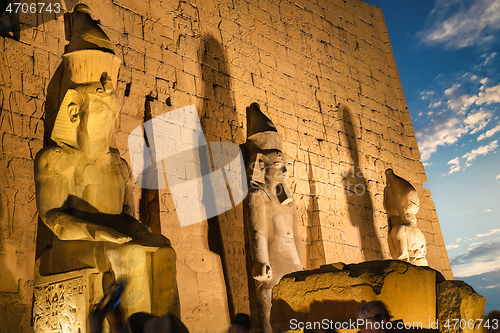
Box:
[252,262,272,281]
[94,227,132,244]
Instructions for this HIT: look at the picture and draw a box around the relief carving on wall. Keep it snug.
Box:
[33,276,85,333]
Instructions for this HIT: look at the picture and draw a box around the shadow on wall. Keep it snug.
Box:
[341,106,382,261]
[0,188,17,293]
[306,152,326,268]
[199,34,247,319]
[139,95,161,234]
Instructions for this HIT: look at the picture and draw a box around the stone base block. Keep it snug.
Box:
[33,258,102,333]
[437,280,487,333]
[271,260,445,331]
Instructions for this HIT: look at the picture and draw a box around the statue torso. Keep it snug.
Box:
[46,146,127,215]
[262,191,302,273]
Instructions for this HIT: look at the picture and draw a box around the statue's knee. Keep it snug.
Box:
[115,243,147,266]
[155,245,176,266]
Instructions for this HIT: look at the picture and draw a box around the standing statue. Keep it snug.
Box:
[384,169,428,266]
[243,103,303,332]
[34,4,178,322]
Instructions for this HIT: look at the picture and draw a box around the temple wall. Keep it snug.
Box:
[0,0,452,332]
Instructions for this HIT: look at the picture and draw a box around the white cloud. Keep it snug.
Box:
[447,94,478,111]
[429,101,442,108]
[476,228,500,238]
[445,83,461,96]
[447,157,460,164]
[462,140,498,167]
[446,243,459,250]
[451,240,500,277]
[453,257,500,277]
[448,164,461,175]
[476,83,500,105]
[417,118,468,161]
[496,174,500,179]
[482,52,498,66]
[485,209,493,212]
[419,0,500,49]
[417,112,494,161]
[464,110,491,134]
[480,77,489,88]
[478,124,500,141]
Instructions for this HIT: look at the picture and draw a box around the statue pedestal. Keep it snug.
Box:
[33,258,101,333]
[33,246,179,333]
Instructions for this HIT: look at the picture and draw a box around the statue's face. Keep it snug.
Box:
[71,84,120,151]
[77,92,118,143]
[263,150,288,183]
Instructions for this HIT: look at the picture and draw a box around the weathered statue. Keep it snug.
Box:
[243,103,303,332]
[384,169,428,266]
[34,4,178,323]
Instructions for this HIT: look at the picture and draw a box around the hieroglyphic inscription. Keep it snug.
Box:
[33,275,86,333]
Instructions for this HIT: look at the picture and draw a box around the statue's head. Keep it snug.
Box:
[246,103,293,203]
[51,75,120,151]
[250,149,288,185]
[51,4,121,152]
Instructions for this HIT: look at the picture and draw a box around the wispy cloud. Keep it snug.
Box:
[477,83,500,104]
[496,174,500,180]
[446,243,459,250]
[448,164,460,175]
[417,113,495,162]
[419,0,500,49]
[414,49,499,162]
[462,140,498,167]
[478,124,500,141]
[451,240,500,266]
[450,239,500,277]
[447,157,461,174]
[444,140,498,174]
[477,228,500,238]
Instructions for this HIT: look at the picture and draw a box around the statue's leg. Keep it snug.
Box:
[391,225,409,261]
[151,245,179,317]
[256,285,273,333]
[103,243,151,319]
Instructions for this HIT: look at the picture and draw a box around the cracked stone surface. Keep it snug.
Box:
[271,260,444,330]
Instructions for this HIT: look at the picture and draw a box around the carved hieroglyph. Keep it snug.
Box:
[33,270,87,333]
[243,103,303,333]
[384,169,428,266]
[34,4,178,327]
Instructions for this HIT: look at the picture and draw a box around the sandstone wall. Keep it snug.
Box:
[0,0,452,332]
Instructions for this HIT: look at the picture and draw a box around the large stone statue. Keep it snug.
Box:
[34,4,178,324]
[243,103,303,333]
[384,169,428,266]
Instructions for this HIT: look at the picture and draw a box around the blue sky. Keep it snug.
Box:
[365,0,500,314]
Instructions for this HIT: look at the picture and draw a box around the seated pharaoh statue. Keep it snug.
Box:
[34,3,179,324]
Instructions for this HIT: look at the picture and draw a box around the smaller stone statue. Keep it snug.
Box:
[384,169,428,266]
[244,103,303,333]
